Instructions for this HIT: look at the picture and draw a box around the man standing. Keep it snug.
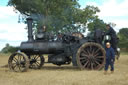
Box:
[106,24,117,52]
[104,42,115,74]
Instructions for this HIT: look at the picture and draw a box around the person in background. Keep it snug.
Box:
[42,25,46,32]
[104,42,115,74]
[106,24,117,52]
[36,25,48,40]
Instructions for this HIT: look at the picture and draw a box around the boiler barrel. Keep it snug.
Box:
[20,41,65,54]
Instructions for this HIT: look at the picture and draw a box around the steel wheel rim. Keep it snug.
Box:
[77,42,105,70]
[8,52,29,72]
[29,55,43,69]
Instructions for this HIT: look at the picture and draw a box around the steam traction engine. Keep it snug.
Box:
[8,18,110,72]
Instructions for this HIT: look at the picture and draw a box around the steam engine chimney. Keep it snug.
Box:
[26,18,34,42]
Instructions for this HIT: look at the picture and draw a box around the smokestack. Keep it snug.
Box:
[26,18,34,42]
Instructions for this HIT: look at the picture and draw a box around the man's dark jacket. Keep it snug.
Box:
[106,27,116,38]
[105,47,115,60]
[106,27,118,51]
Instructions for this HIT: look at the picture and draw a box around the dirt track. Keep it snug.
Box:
[0,53,128,85]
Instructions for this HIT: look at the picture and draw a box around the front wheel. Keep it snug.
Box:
[8,52,29,72]
[76,42,106,70]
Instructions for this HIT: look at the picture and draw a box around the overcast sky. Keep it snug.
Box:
[0,0,128,50]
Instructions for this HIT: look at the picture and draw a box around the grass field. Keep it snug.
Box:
[0,53,128,85]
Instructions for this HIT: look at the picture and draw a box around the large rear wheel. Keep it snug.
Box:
[76,42,106,70]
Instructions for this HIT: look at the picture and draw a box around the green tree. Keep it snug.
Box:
[87,18,106,32]
[8,0,100,33]
[1,43,20,53]
[118,28,128,48]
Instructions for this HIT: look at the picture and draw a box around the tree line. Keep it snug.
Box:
[117,28,128,50]
[0,44,19,53]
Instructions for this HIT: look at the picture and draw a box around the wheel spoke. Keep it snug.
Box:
[93,48,100,56]
[91,48,95,55]
[81,49,89,55]
[35,62,40,67]
[19,55,22,62]
[18,65,22,71]
[18,55,20,61]
[14,65,18,71]
[80,59,87,63]
[80,53,89,57]
[36,59,41,61]
[87,61,91,68]
[94,60,100,65]
[91,62,94,70]
[12,63,17,69]
[86,49,91,56]
[93,52,100,57]
[95,56,104,58]
[83,61,89,67]
[13,57,18,63]
[96,58,102,62]
[79,57,87,60]
[35,55,39,60]
[12,63,16,65]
